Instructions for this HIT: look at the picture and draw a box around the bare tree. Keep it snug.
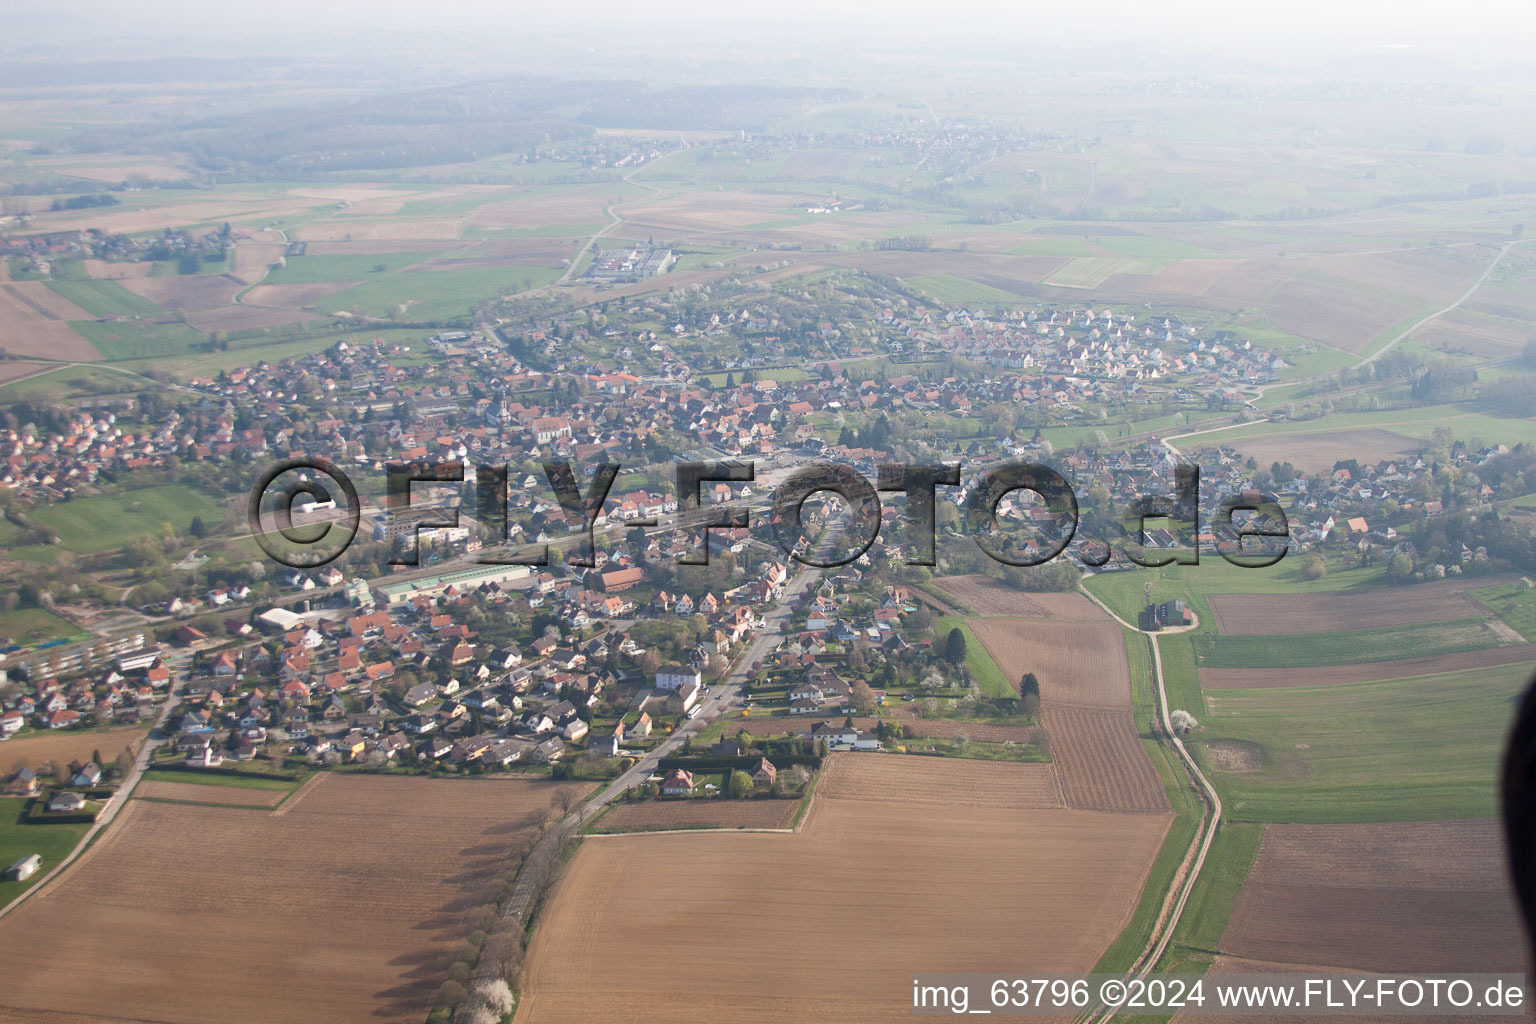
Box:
[437,980,467,1011]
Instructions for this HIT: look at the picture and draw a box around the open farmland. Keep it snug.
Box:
[0,286,100,360]
[812,752,1063,808]
[0,725,146,773]
[1232,428,1429,474]
[1038,706,1170,812]
[970,618,1133,708]
[1199,641,1536,688]
[1207,581,1494,634]
[0,774,591,1024]
[514,755,1171,1024]
[1191,618,1508,668]
[134,778,289,808]
[1219,820,1529,973]
[1199,661,1530,822]
[589,796,800,833]
[936,575,1105,618]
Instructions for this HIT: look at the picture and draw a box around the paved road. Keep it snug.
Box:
[576,556,823,821]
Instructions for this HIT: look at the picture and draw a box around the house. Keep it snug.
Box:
[806,722,880,751]
[670,681,701,715]
[631,712,653,738]
[750,757,777,786]
[403,683,438,707]
[185,747,224,768]
[660,768,695,796]
[46,791,87,813]
[655,665,702,692]
[562,718,589,742]
[0,709,23,738]
[590,732,621,757]
[532,736,567,763]
[3,854,41,881]
[71,762,103,787]
[2,767,39,797]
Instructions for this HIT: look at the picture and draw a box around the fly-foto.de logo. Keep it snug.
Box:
[247,457,1288,571]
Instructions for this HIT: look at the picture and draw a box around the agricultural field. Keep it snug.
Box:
[25,483,226,553]
[1038,706,1171,812]
[1198,661,1529,822]
[1191,618,1508,669]
[930,616,1015,697]
[936,575,1105,619]
[1199,642,1536,688]
[588,796,800,833]
[1229,427,1428,474]
[0,725,147,774]
[1206,582,1499,634]
[956,587,1172,813]
[1219,820,1528,973]
[134,776,294,808]
[0,284,101,360]
[515,754,1171,1023]
[0,774,592,1024]
[970,618,1133,708]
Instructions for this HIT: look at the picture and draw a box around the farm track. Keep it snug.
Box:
[1077,586,1223,1024]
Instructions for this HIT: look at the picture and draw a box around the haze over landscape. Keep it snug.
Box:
[0,3,1534,1022]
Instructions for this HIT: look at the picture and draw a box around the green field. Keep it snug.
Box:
[260,250,440,284]
[1042,256,1171,288]
[1190,618,1501,668]
[1160,821,1264,972]
[1003,236,1091,257]
[1198,661,1529,823]
[1096,236,1221,259]
[30,483,226,553]
[68,319,208,360]
[1470,582,1536,641]
[1083,559,1389,632]
[907,273,1024,305]
[0,797,90,904]
[933,616,1015,697]
[0,364,146,404]
[324,264,561,320]
[0,605,82,645]
[45,279,163,318]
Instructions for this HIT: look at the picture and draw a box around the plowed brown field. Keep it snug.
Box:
[515,755,1171,1024]
[815,752,1063,809]
[1220,820,1530,974]
[936,576,1104,618]
[133,779,286,807]
[1,725,146,773]
[1208,582,1494,635]
[1038,706,1169,812]
[0,775,591,1024]
[970,618,1133,708]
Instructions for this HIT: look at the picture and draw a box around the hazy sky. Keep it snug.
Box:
[10,0,1535,65]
